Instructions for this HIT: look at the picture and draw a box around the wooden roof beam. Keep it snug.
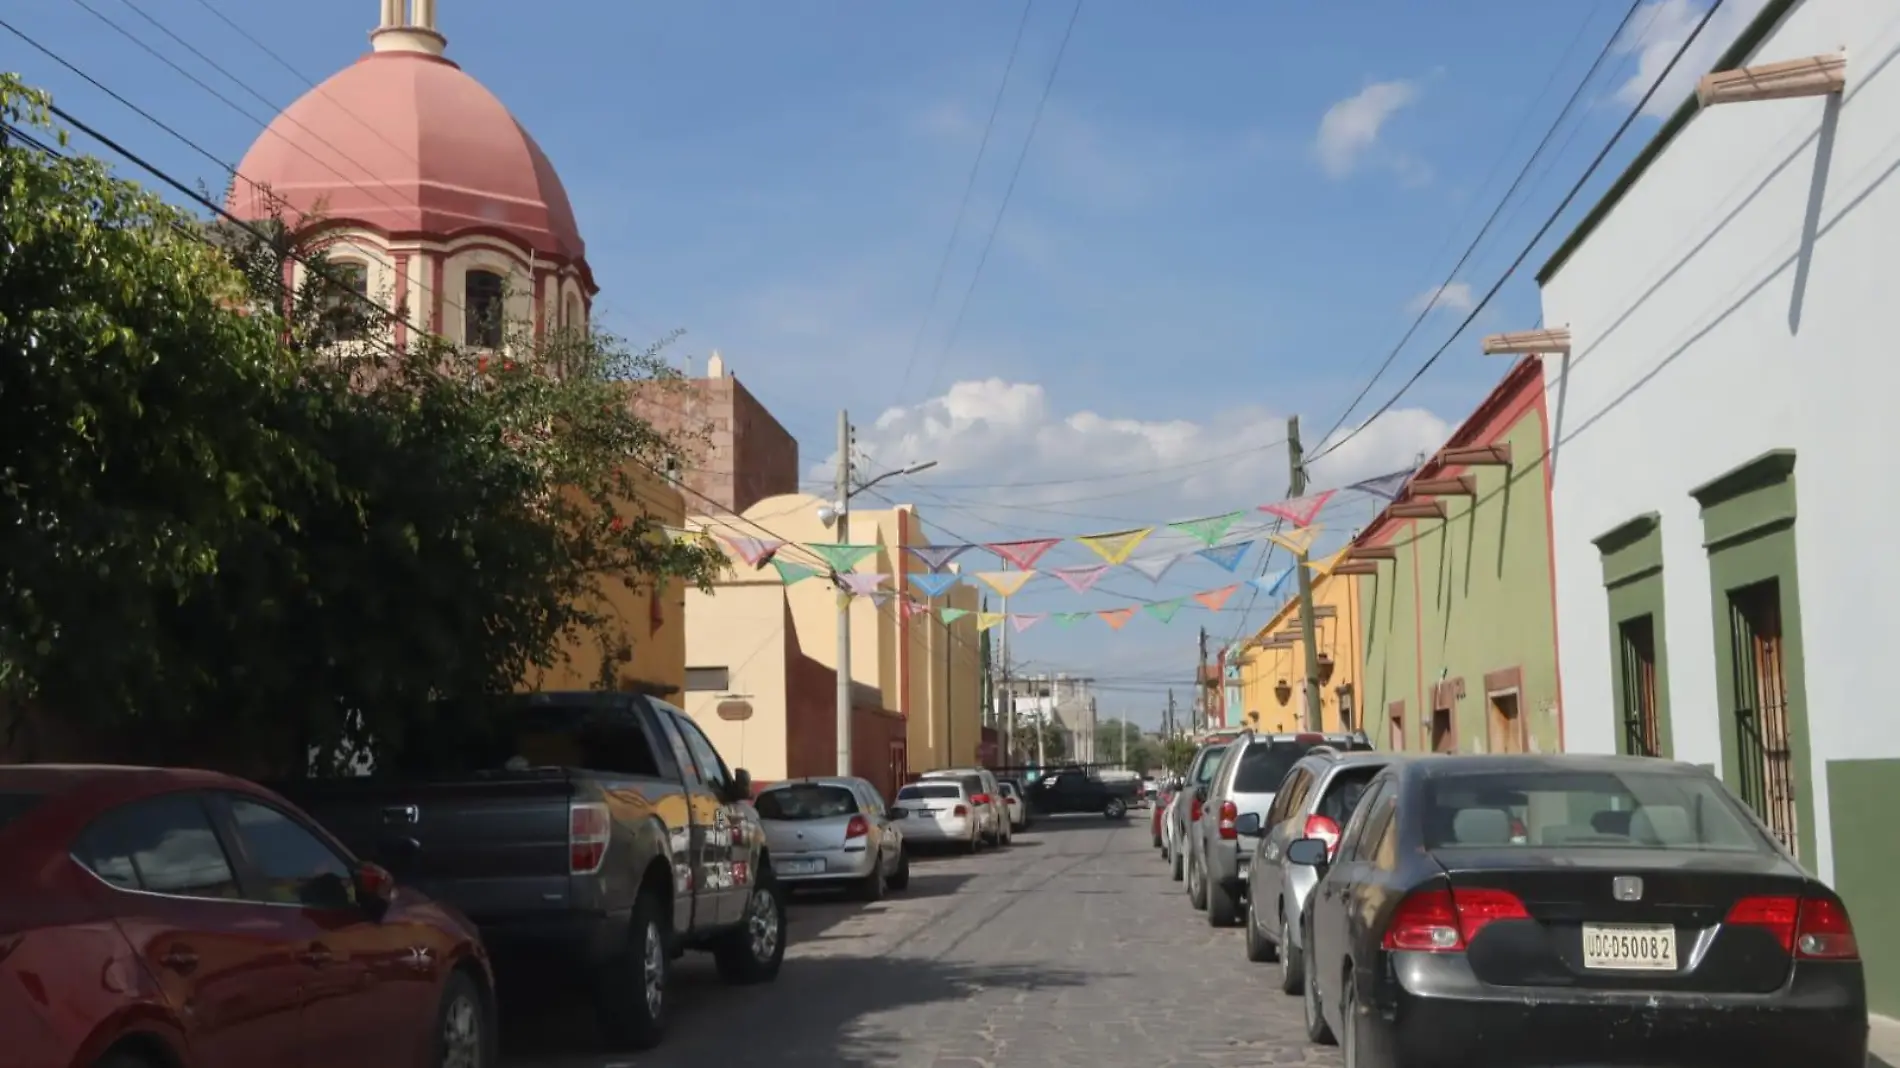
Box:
[1388,499,1448,520]
[1698,52,1845,108]
[1440,443,1512,467]
[1481,328,1571,356]
[1411,474,1477,497]
[1332,561,1382,576]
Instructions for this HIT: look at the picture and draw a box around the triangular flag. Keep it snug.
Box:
[839,573,888,597]
[1126,552,1185,583]
[1194,584,1239,612]
[908,572,960,598]
[1098,607,1137,630]
[1144,597,1187,623]
[906,544,972,572]
[870,591,892,606]
[1268,524,1323,556]
[1260,490,1337,528]
[1010,613,1045,633]
[1168,511,1245,547]
[985,538,1061,570]
[1051,564,1110,593]
[1306,554,1341,578]
[806,543,878,573]
[1197,541,1252,572]
[719,535,784,568]
[1349,467,1415,501]
[901,597,932,617]
[940,607,971,624]
[1053,611,1091,627]
[772,560,822,585]
[973,570,1035,598]
[977,612,1007,633]
[1249,566,1294,596]
[1076,527,1154,566]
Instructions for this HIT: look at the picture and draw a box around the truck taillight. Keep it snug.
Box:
[569,801,611,875]
[1303,813,1342,857]
[1217,801,1238,840]
[845,815,870,840]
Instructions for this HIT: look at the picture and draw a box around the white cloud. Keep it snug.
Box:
[1408,281,1475,315]
[1614,0,1774,119]
[1315,79,1420,178]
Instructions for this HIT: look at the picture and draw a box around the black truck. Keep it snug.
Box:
[1019,764,1143,818]
[277,691,783,1052]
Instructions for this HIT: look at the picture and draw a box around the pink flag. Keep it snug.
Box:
[1051,564,1110,593]
[985,538,1062,570]
[838,573,888,597]
[719,535,785,568]
[900,597,932,617]
[1259,489,1337,528]
[1009,614,1046,633]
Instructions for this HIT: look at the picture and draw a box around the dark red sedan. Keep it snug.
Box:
[0,765,494,1068]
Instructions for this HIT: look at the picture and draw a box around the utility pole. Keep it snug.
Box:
[834,409,854,777]
[997,562,1013,769]
[1287,415,1325,732]
[1167,688,1177,739]
[1196,627,1209,732]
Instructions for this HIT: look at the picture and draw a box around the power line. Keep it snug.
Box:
[917,0,1083,402]
[895,0,1036,400]
[1308,0,1729,465]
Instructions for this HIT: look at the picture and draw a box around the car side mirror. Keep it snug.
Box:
[727,768,753,803]
[1234,812,1262,836]
[1285,837,1330,867]
[354,861,396,918]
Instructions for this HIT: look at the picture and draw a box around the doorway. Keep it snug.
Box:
[1430,707,1454,754]
[1487,691,1525,754]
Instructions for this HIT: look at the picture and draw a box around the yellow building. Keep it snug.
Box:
[524,466,688,698]
[681,492,982,797]
[1235,551,1366,735]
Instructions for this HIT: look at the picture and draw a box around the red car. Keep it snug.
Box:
[0,765,493,1068]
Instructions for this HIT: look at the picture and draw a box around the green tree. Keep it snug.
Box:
[1097,718,1163,772]
[1160,736,1199,775]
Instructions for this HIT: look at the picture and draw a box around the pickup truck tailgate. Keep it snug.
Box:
[280,772,579,921]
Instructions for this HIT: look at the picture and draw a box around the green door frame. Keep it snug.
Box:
[1593,512,1673,758]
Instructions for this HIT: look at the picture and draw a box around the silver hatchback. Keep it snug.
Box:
[754,777,910,900]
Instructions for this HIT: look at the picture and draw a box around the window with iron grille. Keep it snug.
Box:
[685,666,730,692]
[1617,614,1661,757]
[1726,580,1798,856]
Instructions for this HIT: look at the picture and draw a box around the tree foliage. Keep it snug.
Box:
[0,79,724,772]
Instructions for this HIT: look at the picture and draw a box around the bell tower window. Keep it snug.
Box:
[464,269,505,348]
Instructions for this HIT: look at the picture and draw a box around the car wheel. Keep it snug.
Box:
[1152,828,1163,849]
[432,969,492,1068]
[855,855,886,902]
[1303,920,1335,1045]
[964,830,980,854]
[1170,840,1184,881]
[1187,853,1207,910]
[888,848,911,891]
[1104,797,1127,819]
[1279,911,1305,994]
[595,892,668,1049]
[1205,872,1240,927]
[713,866,786,984]
[1244,893,1277,962]
[1341,974,1362,1068]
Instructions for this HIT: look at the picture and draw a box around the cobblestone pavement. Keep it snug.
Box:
[506,812,1340,1068]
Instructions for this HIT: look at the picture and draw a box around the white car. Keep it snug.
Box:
[894,779,991,853]
[920,767,1010,846]
[998,779,1029,830]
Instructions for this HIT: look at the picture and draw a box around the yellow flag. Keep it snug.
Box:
[1076,527,1154,565]
[1306,548,1348,579]
[977,611,1007,633]
[1269,524,1322,556]
[973,570,1036,598]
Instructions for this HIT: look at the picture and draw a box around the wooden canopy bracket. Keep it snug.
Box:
[1332,561,1382,576]
[1411,474,1477,497]
[1440,443,1512,467]
[1481,328,1571,356]
[1388,500,1448,520]
[1698,52,1846,108]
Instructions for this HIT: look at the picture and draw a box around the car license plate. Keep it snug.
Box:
[779,859,824,875]
[1581,923,1677,970]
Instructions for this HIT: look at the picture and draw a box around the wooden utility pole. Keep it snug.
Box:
[1166,688,1177,738]
[1286,416,1325,732]
[1196,626,1210,731]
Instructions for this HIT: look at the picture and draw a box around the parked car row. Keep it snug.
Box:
[1156,730,1874,1066]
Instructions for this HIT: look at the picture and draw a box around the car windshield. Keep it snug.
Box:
[1193,745,1231,784]
[0,792,41,832]
[898,783,962,800]
[1424,770,1767,851]
[1233,742,1308,792]
[755,784,858,821]
[1314,765,1384,823]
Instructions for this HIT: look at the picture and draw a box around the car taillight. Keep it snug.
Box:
[1382,886,1528,952]
[1217,800,1238,840]
[569,802,611,875]
[971,793,991,805]
[1303,813,1342,857]
[844,815,870,840]
[952,804,969,817]
[1726,895,1859,959]
[1189,797,1203,822]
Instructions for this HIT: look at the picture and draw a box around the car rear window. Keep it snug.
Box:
[396,699,664,777]
[1233,743,1309,793]
[0,792,42,831]
[898,783,963,800]
[1424,770,1766,851]
[1193,745,1231,784]
[755,785,858,821]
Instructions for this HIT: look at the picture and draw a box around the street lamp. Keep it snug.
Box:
[824,447,937,778]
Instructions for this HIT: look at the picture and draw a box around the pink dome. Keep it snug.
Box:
[227,45,586,265]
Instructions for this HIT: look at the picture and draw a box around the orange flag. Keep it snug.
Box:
[1098,607,1137,630]
[1193,584,1239,612]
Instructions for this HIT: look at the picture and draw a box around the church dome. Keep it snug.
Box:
[226,2,585,265]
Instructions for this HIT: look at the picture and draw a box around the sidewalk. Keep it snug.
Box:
[1872,1013,1900,1066]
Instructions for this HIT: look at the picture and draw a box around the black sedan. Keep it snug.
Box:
[1288,753,1867,1068]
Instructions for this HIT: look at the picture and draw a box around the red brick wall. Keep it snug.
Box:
[626,373,798,516]
[784,649,908,801]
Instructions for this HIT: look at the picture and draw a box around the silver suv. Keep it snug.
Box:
[1183,730,1372,926]
[1163,737,1239,883]
[1237,748,1392,992]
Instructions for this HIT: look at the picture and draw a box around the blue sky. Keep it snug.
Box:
[10,0,1763,726]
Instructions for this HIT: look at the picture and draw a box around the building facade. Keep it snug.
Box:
[1353,359,1563,757]
[1235,553,1364,735]
[628,353,800,515]
[1536,0,1899,1014]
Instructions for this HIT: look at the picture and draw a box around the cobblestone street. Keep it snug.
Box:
[507,814,1339,1067]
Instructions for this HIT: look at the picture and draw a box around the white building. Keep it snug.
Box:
[1536,0,1897,1016]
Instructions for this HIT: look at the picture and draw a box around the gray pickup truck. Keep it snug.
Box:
[278,691,783,1052]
